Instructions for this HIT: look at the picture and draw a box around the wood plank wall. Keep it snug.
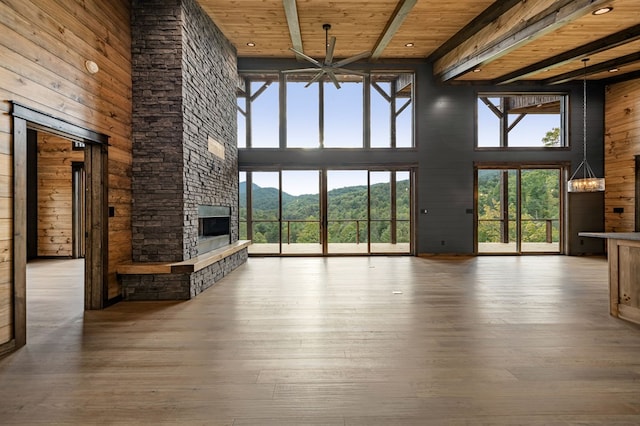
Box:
[604,78,640,231]
[0,0,133,343]
[37,134,84,257]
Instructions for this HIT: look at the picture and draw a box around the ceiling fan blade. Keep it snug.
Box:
[289,47,322,67]
[332,67,369,77]
[282,68,323,74]
[325,37,336,65]
[326,70,341,89]
[333,51,371,68]
[304,71,326,88]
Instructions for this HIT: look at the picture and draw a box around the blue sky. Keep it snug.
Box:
[239,83,561,195]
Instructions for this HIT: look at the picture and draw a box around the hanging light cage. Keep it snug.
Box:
[567,57,605,193]
[567,162,605,192]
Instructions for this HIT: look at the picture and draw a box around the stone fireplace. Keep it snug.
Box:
[120,0,248,301]
[198,205,231,254]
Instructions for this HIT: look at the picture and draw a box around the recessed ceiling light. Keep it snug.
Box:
[405,42,414,47]
[609,68,619,73]
[473,68,481,73]
[592,7,613,15]
[246,42,256,47]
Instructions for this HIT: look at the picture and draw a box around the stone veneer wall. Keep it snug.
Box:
[127,0,242,300]
[131,0,185,263]
[181,0,239,258]
[121,250,247,300]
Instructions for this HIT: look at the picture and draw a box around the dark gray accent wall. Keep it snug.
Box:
[418,70,476,254]
[131,0,238,263]
[238,58,605,255]
[418,66,605,255]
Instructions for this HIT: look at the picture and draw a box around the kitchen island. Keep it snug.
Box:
[579,232,640,325]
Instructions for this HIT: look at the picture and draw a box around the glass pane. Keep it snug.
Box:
[327,170,368,253]
[395,171,411,252]
[250,80,279,148]
[249,172,280,254]
[324,79,363,148]
[396,74,413,148]
[509,114,562,147]
[239,172,247,239]
[520,169,561,252]
[281,170,321,254]
[287,79,320,148]
[477,97,501,148]
[396,97,413,148]
[370,172,391,251]
[370,81,391,148]
[477,94,565,148]
[477,169,518,253]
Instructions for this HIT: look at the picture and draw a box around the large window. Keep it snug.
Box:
[240,169,412,255]
[477,94,567,148]
[286,80,319,148]
[324,80,363,148]
[371,73,413,148]
[238,72,414,149]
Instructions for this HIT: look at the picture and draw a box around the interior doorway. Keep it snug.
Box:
[27,130,85,260]
[11,103,109,349]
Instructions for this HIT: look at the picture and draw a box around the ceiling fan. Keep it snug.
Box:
[283,24,371,89]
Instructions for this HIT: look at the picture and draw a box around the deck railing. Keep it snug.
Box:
[477,218,559,243]
[240,218,410,244]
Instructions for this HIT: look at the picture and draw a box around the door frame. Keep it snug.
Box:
[11,102,109,349]
[474,162,567,255]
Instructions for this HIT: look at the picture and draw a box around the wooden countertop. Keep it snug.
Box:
[578,232,640,241]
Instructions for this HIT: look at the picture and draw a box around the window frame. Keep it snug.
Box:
[237,71,415,150]
[475,92,570,150]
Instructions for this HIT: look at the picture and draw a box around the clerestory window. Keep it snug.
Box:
[237,72,414,149]
[476,93,568,148]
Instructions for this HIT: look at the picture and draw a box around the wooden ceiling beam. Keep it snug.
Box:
[370,0,418,61]
[435,0,611,82]
[543,52,640,85]
[282,0,304,54]
[494,24,640,85]
[427,0,523,62]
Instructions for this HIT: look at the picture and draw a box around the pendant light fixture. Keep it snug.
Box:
[567,58,605,193]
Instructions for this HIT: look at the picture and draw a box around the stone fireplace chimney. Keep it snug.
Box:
[124,0,246,300]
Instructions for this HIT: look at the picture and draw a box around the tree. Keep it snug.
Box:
[542,127,560,147]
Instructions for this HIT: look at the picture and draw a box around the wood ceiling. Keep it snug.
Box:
[198,0,640,85]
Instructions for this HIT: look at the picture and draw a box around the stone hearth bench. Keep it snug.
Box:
[117,240,250,300]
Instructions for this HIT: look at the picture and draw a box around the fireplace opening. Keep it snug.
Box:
[197,205,231,254]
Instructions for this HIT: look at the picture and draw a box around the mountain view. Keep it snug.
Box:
[239,180,411,244]
[477,169,560,243]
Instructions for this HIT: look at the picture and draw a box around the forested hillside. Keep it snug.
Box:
[239,180,410,244]
[477,169,560,243]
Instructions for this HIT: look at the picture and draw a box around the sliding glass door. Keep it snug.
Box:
[476,166,562,254]
[281,171,322,254]
[326,170,369,254]
[241,169,413,255]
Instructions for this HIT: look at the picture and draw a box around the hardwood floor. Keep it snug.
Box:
[2,256,640,424]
